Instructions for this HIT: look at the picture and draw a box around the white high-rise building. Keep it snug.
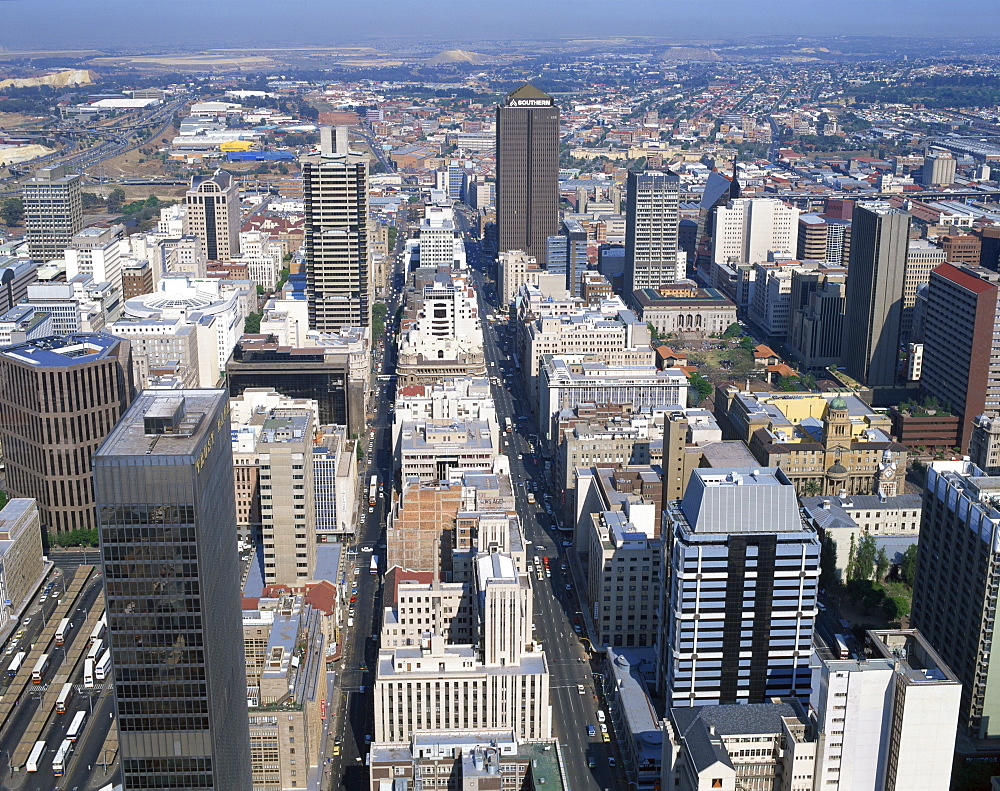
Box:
[712,198,799,266]
[624,170,681,294]
[811,629,960,791]
[374,550,550,744]
[417,205,467,270]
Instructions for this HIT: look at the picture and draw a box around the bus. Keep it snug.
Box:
[95,650,112,682]
[88,638,103,661]
[56,682,74,714]
[55,618,70,646]
[83,659,95,689]
[504,417,512,434]
[66,710,87,741]
[89,614,106,647]
[31,653,49,684]
[833,633,850,659]
[25,740,45,773]
[52,738,73,777]
[8,651,26,677]
[369,475,378,505]
[369,555,378,575]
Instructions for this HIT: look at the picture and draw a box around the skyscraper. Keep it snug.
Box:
[22,165,83,263]
[711,198,799,266]
[496,84,559,263]
[302,126,371,331]
[0,333,133,535]
[841,201,911,389]
[183,170,240,261]
[659,467,819,707]
[911,459,1000,739]
[93,390,253,791]
[624,169,681,297]
[920,263,1000,451]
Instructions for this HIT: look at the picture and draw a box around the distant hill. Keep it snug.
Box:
[0,68,97,89]
[661,47,723,62]
[428,49,493,65]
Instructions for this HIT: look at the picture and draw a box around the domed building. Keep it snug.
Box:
[714,386,907,497]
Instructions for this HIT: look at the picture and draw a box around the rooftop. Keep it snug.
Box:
[0,333,121,367]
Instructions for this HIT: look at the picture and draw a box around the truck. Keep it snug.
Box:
[370,555,378,575]
[369,475,378,505]
[503,417,512,434]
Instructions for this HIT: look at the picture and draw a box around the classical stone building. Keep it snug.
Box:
[714,386,907,496]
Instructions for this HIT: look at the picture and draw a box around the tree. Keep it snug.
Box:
[846,533,857,581]
[688,372,713,406]
[1,197,24,227]
[820,533,838,588]
[875,547,890,582]
[802,479,821,496]
[244,312,262,334]
[106,188,126,213]
[899,544,918,587]
[721,322,742,339]
[81,192,103,209]
[372,302,388,338]
[852,533,877,582]
[777,375,802,392]
[646,322,661,343]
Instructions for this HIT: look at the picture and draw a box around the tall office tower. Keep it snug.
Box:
[922,152,957,186]
[0,334,132,535]
[302,126,371,331]
[659,467,819,707]
[477,553,532,666]
[841,202,911,389]
[787,270,847,369]
[810,629,960,791]
[797,213,850,265]
[711,198,800,266]
[624,170,681,296]
[93,390,253,791]
[979,227,1000,273]
[183,170,240,261]
[22,165,83,263]
[911,459,1000,739]
[901,240,946,343]
[545,219,589,296]
[920,263,1000,451]
[257,409,316,585]
[495,84,559,262]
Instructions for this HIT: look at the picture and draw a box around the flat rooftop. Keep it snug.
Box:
[95,389,226,459]
[1,333,121,367]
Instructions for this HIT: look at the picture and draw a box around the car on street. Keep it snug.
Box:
[587,725,596,737]
[564,584,572,591]
[361,546,373,553]
[587,756,597,768]
[608,757,616,767]
[332,745,341,755]
[600,723,608,734]
[577,684,586,695]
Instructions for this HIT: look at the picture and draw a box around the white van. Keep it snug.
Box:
[597,710,606,723]
[347,618,354,628]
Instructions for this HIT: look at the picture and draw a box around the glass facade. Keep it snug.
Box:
[94,390,252,791]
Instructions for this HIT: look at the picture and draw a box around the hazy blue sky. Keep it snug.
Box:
[1,0,998,49]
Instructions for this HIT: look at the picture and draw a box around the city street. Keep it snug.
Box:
[468,241,626,791]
